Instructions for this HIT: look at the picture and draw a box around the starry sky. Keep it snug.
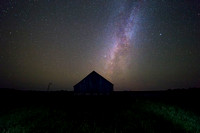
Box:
[0,0,200,91]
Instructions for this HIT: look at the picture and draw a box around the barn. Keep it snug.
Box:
[74,71,113,95]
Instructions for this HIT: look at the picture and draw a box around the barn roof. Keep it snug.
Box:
[73,71,113,87]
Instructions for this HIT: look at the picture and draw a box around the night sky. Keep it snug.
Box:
[0,0,200,91]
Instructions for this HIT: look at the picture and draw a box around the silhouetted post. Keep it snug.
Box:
[47,82,52,91]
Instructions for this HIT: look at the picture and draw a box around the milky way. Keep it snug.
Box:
[105,1,141,80]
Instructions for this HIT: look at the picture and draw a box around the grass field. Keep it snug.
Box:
[1,97,200,133]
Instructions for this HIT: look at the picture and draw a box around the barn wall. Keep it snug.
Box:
[74,74,113,94]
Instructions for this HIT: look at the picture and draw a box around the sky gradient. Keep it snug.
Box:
[0,0,200,91]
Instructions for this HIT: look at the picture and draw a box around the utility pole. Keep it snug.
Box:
[47,82,52,91]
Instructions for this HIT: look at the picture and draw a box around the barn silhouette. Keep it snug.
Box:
[74,71,113,95]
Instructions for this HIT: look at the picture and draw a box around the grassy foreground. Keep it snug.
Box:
[1,99,200,133]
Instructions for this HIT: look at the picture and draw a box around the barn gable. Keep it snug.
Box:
[74,71,113,94]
